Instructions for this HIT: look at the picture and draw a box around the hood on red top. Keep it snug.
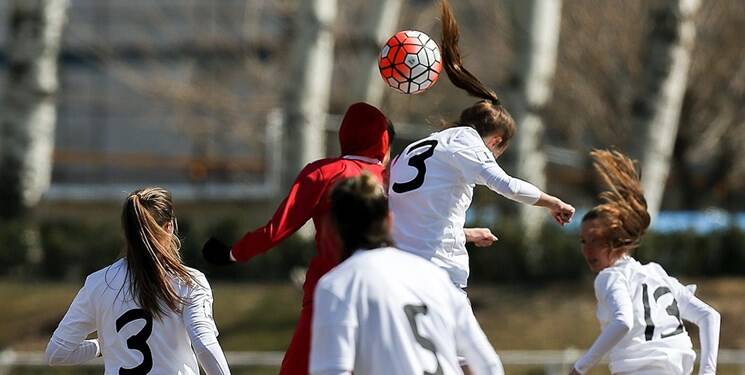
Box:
[338,102,390,161]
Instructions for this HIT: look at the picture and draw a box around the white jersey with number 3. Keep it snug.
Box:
[310,247,504,375]
[575,256,720,375]
[49,259,219,375]
[389,126,541,287]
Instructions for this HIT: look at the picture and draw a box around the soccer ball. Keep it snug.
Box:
[379,30,442,95]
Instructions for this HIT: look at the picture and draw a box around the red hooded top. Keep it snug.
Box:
[231,102,390,306]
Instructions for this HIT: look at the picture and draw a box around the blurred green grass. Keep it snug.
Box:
[2,279,744,374]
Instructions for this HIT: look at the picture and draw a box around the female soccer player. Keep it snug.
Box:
[202,102,394,375]
[571,150,720,375]
[46,187,230,374]
[311,173,504,375]
[388,0,575,289]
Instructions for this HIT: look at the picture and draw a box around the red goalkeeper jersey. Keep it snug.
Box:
[230,102,391,306]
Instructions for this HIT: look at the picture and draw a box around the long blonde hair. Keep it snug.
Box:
[121,187,195,319]
[583,150,651,256]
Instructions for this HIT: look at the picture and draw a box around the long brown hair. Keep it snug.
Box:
[121,187,195,319]
[329,172,393,260]
[583,150,651,256]
[440,0,516,146]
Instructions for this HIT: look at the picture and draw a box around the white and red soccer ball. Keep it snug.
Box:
[379,30,442,95]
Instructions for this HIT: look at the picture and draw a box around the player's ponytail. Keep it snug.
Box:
[583,150,651,256]
[329,172,393,260]
[440,0,516,146]
[122,187,196,319]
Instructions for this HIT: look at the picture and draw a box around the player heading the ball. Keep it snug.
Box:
[388,0,575,289]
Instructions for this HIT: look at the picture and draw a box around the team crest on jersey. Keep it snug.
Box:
[477,150,495,164]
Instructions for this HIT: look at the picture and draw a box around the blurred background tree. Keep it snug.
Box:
[0,0,69,275]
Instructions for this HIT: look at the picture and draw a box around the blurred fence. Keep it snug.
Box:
[2,350,744,375]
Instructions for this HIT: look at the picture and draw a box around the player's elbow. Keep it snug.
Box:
[707,308,721,327]
[191,334,219,355]
[613,316,633,334]
[45,343,67,366]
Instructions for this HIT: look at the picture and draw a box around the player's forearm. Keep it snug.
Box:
[681,297,720,375]
[573,319,631,374]
[195,341,232,375]
[533,193,562,209]
[45,337,100,366]
[697,309,721,375]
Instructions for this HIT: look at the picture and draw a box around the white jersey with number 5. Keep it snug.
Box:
[389,126,541,287]
[575,256,720,375]
[310,247,504,375]
[48,259,223,375]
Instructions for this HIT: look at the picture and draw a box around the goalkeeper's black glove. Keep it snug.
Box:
[202,237,235,265]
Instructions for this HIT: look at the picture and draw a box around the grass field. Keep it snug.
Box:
[2,278,744,374]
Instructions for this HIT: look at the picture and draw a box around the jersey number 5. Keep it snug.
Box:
[404,304,443,375]
[392,140,438,193]
[641,283,685,341]
[116,308,154,375]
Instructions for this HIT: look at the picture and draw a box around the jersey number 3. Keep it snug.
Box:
[404,304,443,375]
[116,308,154,375]
[392,140,438,193]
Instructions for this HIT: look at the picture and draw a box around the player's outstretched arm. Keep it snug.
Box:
[203,164,325,264]
[533,193,575,226]
[679,294,721,375]
[46,277,99,366]
[455,146,574,226]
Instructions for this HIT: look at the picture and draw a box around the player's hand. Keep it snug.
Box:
[202,237,235,265]
[568,367,582,375]
[550,199,575,226]
[464,228,498,247]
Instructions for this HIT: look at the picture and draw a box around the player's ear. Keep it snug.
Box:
[164,220,174,234]
[493,135,503,148]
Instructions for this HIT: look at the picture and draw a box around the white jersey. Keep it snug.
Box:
[389,126,541,287]
[49,259,221,375]
[310,247,504,375]
[575,257,720,375]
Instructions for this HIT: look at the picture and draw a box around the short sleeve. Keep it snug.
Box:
[51,276,97,344]
[310,281,358,374]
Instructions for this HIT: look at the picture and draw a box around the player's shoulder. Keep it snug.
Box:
[299,158,340,178]
[84,258,127,286]
[355,247,452,283]
[320,247,449,285]
[185,266,209,284]
[594,258,635,289]
[441,126,483,148]
[639,261,670,278]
